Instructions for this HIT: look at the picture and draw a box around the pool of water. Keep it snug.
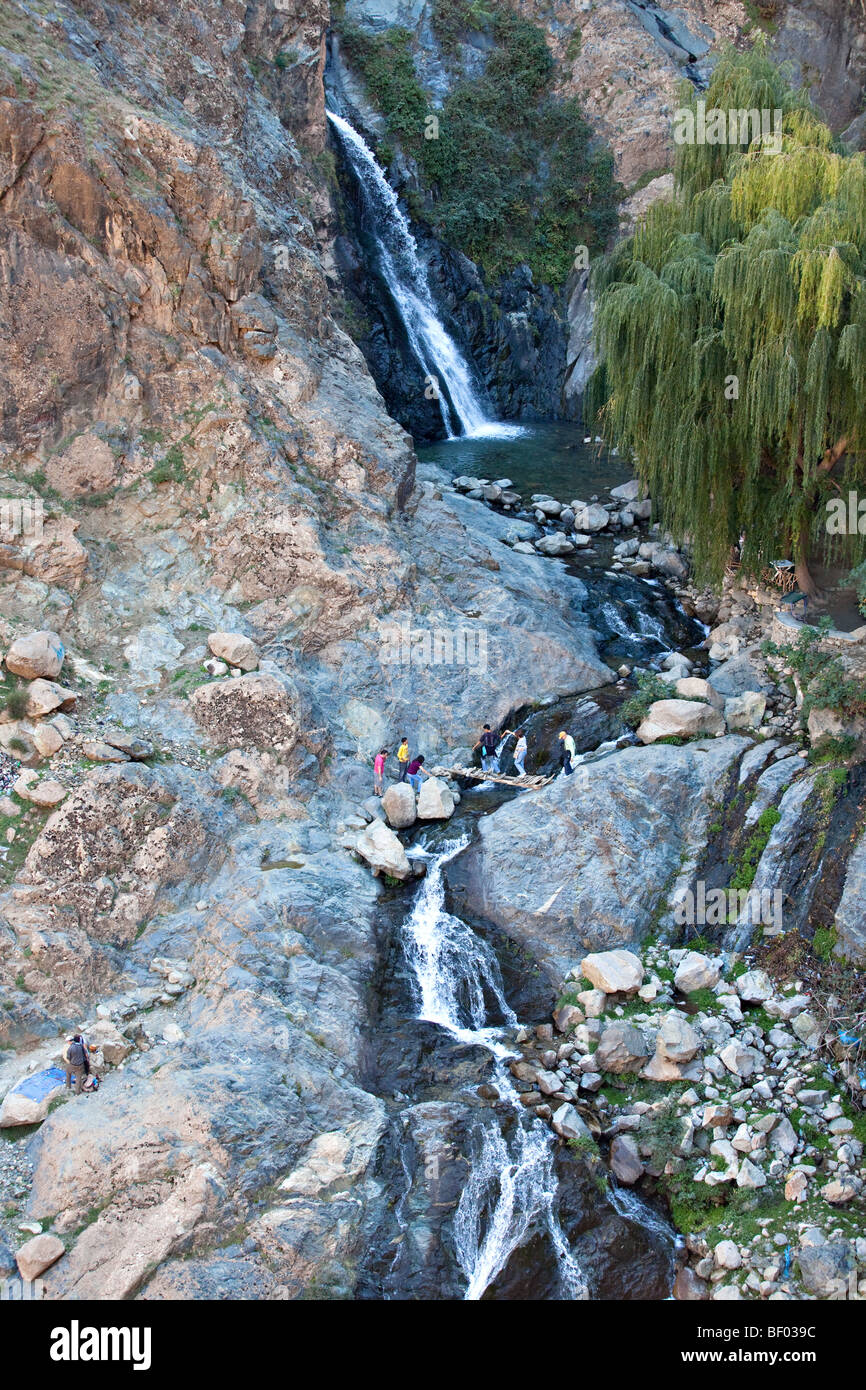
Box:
[419,422,632,502]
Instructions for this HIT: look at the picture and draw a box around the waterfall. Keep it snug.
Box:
[326,111,522,441]
[401,838,587,1300]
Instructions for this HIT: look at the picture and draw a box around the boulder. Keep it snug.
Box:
[735,969,773,1003]
[553,1004,584,1033]
[551,1103,592,1142]
[724,692,766,731]
[14,775,67,808]
[737,1157,766,1188]
[535,533,574,556]
[82,740,130,763]
[656,1011,701,1062]
[674,951,721,993]
[382,782,417,829]
[15,1233,64,1282]
[416,776,455,820]
[797,1239,852,1297]
[708,652,772,698]
[673,1267,708,1300]
[609,1133,643,1184]
[714,1240,741,1270]
[597,1022,651,1073]
[25,679,77,718]
[191,671,300,754]
[574,503,610,532]
[33,723,64,757]
[354,819,412,880]
[103,731,154,761]
[580,949,643,994]
[673,677,725,710]
[1,1078,65,1128]
[5,630,64,679]
[719,1041,760,1078]
[610,480,640,502]
[636,699,725,743]
[207,632,259,672]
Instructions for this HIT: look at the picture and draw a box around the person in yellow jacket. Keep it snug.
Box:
[396,737,410,782]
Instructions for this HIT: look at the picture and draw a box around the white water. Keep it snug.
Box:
[401,838,587,1300]
[326,111,523,442]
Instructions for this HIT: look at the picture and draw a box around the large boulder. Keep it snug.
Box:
[724,692,766,731]
[191,671,299,754]
[797,1236,853,1297]
[354,819,412,880]
[5,630,64,679]
[448,738,748,980]
[735,969,773,1003]
[708,652,772,698]
[580,949,643,994]
[0,1072,65,1128]
[416,776,455,820]
[16,1233,64,1281]
[674,677,725,710]
[574,503,610,532]
[596,1022,651,1073]
[655,1011,701,1062]
[25,679,77,718]
[636,699,725,743]
[551,1103,592,1142]
[674,951,721,993]
[609,1133,643,1184]
[381,782,417,829]
[207,632,259,671]
[536,533,574,556]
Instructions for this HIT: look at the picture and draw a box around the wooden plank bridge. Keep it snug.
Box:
[430,765,557,790]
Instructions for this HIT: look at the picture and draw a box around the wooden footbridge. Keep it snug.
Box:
[430,765,557,790]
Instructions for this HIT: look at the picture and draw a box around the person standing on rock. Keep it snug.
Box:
[406,755,431,794]
[558,730,576,776]
[473,724,500,774]
[62,1035,89,1094]
[397,737,410,782]
[374,748,388,796]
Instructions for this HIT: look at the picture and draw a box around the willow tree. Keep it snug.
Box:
[587,41,866,594]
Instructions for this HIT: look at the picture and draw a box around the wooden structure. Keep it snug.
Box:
[430,764,556,790]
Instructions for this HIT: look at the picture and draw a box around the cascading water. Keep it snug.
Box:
[401,837,587,1300]
[326,111,522,442]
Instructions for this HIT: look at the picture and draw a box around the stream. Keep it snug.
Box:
[354,444,703,1298]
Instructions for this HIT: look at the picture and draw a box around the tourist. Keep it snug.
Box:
[373,747,388,796]
[511,729,528,777]
[406,754,430,794]
[62,1034,89,1095]
[473,723,500,774]
[558,730,576,776]
[397,736,410,781]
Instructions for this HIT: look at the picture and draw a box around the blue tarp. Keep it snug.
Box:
[10,1066,66,1101]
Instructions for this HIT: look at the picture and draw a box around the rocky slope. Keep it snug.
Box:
[0,0,864,1303]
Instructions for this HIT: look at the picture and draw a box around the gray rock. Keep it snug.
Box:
[637,699,725,743]
[597,1022,651,1073]
[381,783,416,829]
[609,1133,643,1184]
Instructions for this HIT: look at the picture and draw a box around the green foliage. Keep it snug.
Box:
[619,670,671,728]
[763,623,866,720]
[812,925,838,959]
[686,986,720,1012]
[342,8,619,284]
[431,0,494,56]
[728,806,781,890]
[850,558,866,617]
[149,443,186,486]
[587,39,866,589]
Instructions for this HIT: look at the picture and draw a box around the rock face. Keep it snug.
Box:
[834,824,866,964]
[449,738,747,980]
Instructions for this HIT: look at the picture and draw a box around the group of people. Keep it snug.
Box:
[373,739,432,796]
[372,724,578,795]
[471,725,576,777]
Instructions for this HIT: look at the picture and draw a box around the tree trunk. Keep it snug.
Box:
[795,515,818,598]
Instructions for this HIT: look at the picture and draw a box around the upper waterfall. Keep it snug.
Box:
[326,110,522,441]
